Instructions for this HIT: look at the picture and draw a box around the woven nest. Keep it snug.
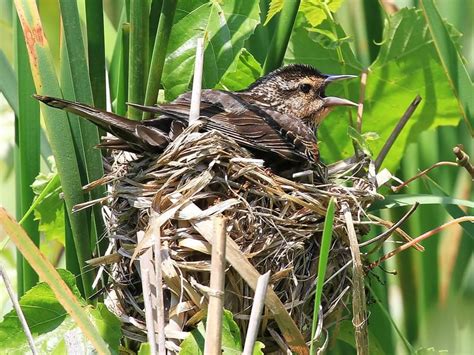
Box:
[89,122,380,352]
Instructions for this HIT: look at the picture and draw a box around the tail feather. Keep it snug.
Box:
[34,95,170,152]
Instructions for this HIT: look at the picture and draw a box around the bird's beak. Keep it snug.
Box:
[322,74,358,107]
[324,74,358,84]
[323,96,358,107]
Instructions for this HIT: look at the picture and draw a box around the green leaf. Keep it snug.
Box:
[0,49,18,114]
[180,310,242,354]
[264,0,284,25]
[369,194,474,210]
[420,0,474,135]
[0,268,120,354]
[215,48,262,91]
[252,341,265,354]
[310,197,335,354]
[31,164,64,244]
[0,269,81,350]
[300,0,342,28]
[162,0,260,100]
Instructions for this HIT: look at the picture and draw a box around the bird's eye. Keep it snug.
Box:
[299,83,312,93]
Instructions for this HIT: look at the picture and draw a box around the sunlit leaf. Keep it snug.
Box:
[215,48,262,91]
[264,0,284,25]
[162,0,260,100]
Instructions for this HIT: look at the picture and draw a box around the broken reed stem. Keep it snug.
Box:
[204,216,227,355]
[370,216,474,269]
[0,264,38,355]
[375,95,422,171]
[342,203,369,355]
[453,145,474,178]
[137,231,158,354]
[356,69,368,133]
[243,271,271,355]
[392,161,458,192]
[152,214,166,355]
[189,37,204,124]
[360,202,420,248]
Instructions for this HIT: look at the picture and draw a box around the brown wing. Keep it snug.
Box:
[139,90,318,162]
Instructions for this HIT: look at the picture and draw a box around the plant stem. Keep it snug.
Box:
[263,0,301,74]
[128,0,149,120]
[143,0,177,119]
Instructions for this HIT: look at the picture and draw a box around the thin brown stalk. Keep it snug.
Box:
[360,203,420,248]
[356,69,368,133]
[375,95,422,171]
[342,203,368,355]
[189,37,204,125]
[243,271,271,355]
[369,216,474,269]
[453,145,474,178]
[204,216,227,355]
[152,213,166,355]
[0,264,38,355]
[391,162,458,192]
[137,231,157,353]
[366,214,424,252]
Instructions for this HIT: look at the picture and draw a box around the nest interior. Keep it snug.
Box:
[93,122,379,351]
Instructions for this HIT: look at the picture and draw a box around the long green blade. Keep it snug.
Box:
[14,0,95,299]
[420,0,474,135]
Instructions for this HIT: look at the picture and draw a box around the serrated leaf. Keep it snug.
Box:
[162,0,260,101]
[31,169,64,244]
[0,269,82,350]
[179,310,242,354]
[300,0,342,27]
[215,48,262,91]
[264,0,284,25]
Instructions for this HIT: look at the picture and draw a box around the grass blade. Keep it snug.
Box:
[142,0,176,119]
[128,0,149,120]
[85,0,106,109]
[15,16,40,293]
[14,0,95,299]
[369,194,474,210]
[310,198,335,354]
[0,207,110,354]
[420,0,474,135]
[263,0,301,74]
[59,0,106,255]
[0,50,18,114]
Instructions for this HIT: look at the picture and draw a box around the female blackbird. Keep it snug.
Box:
[35,64,357,177]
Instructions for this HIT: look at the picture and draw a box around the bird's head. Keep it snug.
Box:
[245,64,358,128]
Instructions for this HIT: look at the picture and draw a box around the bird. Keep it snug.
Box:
[34,64,357,179]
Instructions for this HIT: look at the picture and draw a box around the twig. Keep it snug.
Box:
[375,95,422,171]
[356,69,368,133]
[189,37,204,125]
[152,214,166,355]
[204,216,227,355]
[0,264,38,355]
[366,214,424,252]
[243,271,271,355]
[359,202,420,248]
[369,216,474,269]
[453,145,474,178]
[391,161,458,192]
[342,203,369,355]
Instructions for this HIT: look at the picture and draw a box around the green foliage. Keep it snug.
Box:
[180,310,264,354]
[287,8,463,172]
[161,0,260,100]
[31,163,64,244]
[215,48,262,91]
[0,269,120,354]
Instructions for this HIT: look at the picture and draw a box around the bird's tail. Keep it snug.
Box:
[34,95,170,151]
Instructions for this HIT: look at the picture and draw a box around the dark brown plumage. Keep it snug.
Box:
[34,64,357,179]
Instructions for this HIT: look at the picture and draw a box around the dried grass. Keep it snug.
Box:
[88,121,381,352]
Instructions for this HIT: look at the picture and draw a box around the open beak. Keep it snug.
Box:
[322,74,358,107]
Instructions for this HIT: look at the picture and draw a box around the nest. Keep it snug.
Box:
[89,122,380,352]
